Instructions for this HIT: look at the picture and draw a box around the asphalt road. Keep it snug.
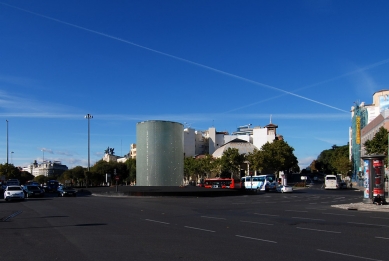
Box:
[1,187,388,261]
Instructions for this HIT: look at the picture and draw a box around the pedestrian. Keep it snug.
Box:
[373,194,383,205]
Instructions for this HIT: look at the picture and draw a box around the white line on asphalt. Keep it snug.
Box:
[370,217,389,220]
[254,213,279,217]
[322,213,355,217]
[184,226,215,232]
[292,217,325,221]
[305,208,327,210]
[375,236,389,240]
[236,235,277,243]
[285,210,308,213]
[296,227,340,233]
[145,219,170,225]
[320,202,329,204]
[317,249,383,261]
[348,222,389,228]
[240,220,274,226]
[201,216,226,220]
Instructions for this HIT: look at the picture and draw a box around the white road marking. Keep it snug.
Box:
[370,217,389,220]
[285,210,308,213]
[236,235,277,243]
[201,216,226,220]
[317,249,383,261]
[348,222,389,228]
[375,236,389,240]
[145,219,170,225]
[296,227,340,233]
[184,226,215,232]
[292,217,325,221]
[322,213,355,217]
[254,213,279,217]
[240,220,274,226]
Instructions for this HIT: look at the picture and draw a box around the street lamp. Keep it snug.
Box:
[85,114,93,187]
[6,120,8,165]
[11,151,14,165]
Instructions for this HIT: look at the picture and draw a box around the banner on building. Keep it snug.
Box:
[356,116,361,144]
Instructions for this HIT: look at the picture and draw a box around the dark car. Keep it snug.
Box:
[57,186,77,197]
[23,185,44,198]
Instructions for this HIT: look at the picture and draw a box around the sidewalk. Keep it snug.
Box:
[332,202,389,212]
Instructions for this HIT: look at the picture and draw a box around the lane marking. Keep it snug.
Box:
[201,216,226,220]
[317,249,383,261]
[322,213,355,217]
[348,222,389,228]
[236,235,277,243]
[145,219,170,225]
[296,227,340,233]
[292,217,325,221]
[1,211,23,222]
[370,217,389,220]
[184,226,215,233]
[305,208,327,210]
[240,220,274,226]
[375,236,389,240]
[254,213,279,217]
[285,210,308,213]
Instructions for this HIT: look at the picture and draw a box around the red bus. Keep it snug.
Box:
[203,178,241,189]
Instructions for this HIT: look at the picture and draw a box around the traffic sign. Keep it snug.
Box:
[115,175,119,181]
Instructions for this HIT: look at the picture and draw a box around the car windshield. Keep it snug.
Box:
[27,186,40,191]
[8,186,22,191]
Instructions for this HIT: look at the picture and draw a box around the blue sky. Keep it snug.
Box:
[1,0,389,170]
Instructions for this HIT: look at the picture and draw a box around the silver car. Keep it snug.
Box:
[4,185,25,201]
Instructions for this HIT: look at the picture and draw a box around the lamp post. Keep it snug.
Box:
[11,151,14,165]
[85,114,93,187]
[6,120,8,165]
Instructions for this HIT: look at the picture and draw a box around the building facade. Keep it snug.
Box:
[350,90,389,179]
[26,160,68,177]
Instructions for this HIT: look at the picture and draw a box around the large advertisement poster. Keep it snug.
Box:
[356,116,360,145]
[363,159,370,199]
[373,160,384,197]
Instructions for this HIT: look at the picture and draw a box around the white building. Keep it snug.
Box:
[25,160,68,177]
[103,120,280,162]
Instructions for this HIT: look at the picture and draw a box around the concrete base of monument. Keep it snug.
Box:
[78,185,251,197]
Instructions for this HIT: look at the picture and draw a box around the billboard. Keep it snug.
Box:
[355,116,361,145]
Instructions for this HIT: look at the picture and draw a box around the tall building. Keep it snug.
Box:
[350,90,389,179]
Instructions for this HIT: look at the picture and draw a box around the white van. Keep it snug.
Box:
[324,175,339,189]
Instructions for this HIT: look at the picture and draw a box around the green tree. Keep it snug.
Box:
[34,175,48,185]
[315,144,351,175]
[220,148,244,178]
[258,140,298,175]
[364,126,388,165]
[246,149,262,174]
[125,158,136,184]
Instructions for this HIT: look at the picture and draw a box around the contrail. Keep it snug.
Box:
[1,2,370,113]
[225,58,389,113]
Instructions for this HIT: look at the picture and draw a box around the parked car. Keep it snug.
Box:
[276,185,293,193]
[23,185,44,198]
[57,186,77,197]
[4,185,25,201]
[265,182,277,192]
